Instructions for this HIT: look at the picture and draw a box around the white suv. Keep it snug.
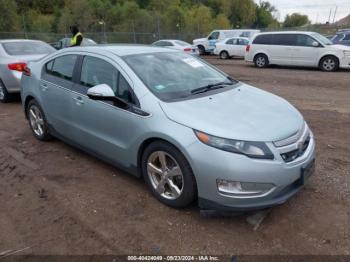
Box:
[245,31,350,72]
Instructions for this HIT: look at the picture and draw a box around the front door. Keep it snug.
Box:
[291,34,322,66]
[70,55,142,167]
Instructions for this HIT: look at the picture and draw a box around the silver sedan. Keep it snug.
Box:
[0,39,55,102]
[21,45,315,212]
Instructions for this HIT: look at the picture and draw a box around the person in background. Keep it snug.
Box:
[70,25,83,47]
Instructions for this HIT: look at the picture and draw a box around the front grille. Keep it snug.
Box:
[281,135,310,163]
[273,122,311,163]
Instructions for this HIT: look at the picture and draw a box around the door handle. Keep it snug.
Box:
[40,83,48,91]
[73,97,84,105]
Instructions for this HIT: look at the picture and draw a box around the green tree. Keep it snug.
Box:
[254,1,277,28]
[0,0,20,32]
[283,13,310,28]
[228,0,256,28]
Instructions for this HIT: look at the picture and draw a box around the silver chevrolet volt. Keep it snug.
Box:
[21,45,316,211]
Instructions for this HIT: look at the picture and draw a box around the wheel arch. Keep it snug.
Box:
[253,52,269,62]
[318,54,340,67]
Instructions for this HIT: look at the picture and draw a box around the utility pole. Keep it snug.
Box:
[21,13,28,39]
[328,8,332,24]
[333,6,338,24]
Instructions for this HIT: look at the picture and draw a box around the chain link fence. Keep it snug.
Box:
[0,24,348,44]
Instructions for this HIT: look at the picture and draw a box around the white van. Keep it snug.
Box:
[245,31,350,72]
[193,29,260,55]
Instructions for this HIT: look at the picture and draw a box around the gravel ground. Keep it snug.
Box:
[0,57,349,257]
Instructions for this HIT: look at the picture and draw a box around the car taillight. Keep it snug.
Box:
[8,63,31,76]
[246,45,251,52]
[184,48,191,52]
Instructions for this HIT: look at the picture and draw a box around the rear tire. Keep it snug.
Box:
[27,100,52,141]
[220,51,229,59]
[254,54,269,68]
[0,80,10,103]
[319,56,339,72]
[198,45,205,55]
[141,141,197,208]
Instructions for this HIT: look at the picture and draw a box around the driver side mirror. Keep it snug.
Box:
[312,41,320,47]
[87,83,115,99]
[87,83,129,109]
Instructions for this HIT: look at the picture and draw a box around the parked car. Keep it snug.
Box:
[331,30,350,46]
[151,39,198,55]
[21,45,315,211]
[245,31,350,72]
[214,37,250,59]
[193,29,260,55]
[0,39,56,103]
[50,37,97,50]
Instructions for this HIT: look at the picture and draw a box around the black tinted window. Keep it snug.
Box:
[253,34,273,45]
[295,34,317,47]
[226,39,233,45]
[209,31,220,40]
[343,34,350,40]
[47,55,77,81]
[273,34,296,46]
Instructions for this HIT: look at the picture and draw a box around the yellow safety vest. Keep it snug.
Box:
[70,32,83,46]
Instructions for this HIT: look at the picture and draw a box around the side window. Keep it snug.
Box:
[232,39,239,45]
[163,41,173,47]
[253,34,272,45]
[296,34,317,47]
[238,39,248,45]
[343,34,350,41]
[226,39,233,45]
[209,31,220,40]
[48,55,77,81]
[152,41,162,46]
[80,56,134,104]
[273,34,296,46]
[117,74,134,103]
[80,56,118,92]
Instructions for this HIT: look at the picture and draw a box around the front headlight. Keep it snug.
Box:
[194,130,274,160]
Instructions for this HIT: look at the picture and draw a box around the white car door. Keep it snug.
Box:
[237,38,249,57]
[268,34,294,65]
[291,34,323,66]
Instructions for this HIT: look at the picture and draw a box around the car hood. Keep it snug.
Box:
[193,38,207,44]
[159,84,304,142]
[330,44,350,51]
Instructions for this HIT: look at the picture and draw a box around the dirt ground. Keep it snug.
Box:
[0,58,349,257]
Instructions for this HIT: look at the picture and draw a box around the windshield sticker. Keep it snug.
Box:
[182,58,204,68]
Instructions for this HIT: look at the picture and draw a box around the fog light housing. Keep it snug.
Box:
[216,179,274,197]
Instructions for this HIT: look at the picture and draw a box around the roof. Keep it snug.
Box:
[64,44,178,57]
[0,39,44,43]
[256,31,316,35]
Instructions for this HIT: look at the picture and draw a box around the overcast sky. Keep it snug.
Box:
[254,0,350,23]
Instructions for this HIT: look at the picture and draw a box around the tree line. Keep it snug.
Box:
[0,0,310,35]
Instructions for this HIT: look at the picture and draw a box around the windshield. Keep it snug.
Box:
[124,52,236,101]
[311,33,333,45]
[2,41,55,56]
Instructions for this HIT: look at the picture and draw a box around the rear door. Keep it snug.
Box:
[40,54,78,136]
[70,54,143,167]
[269,34,294,65]
[291,34,323,66]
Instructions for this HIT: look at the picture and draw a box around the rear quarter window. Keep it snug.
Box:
[44,55,78,81]
[253,34,273,45]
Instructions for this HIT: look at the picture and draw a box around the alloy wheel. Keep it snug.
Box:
[147,151,184,200]
[220,51,228,59]
[29,105,45,137]
[322,58,336,71]
[256,56,266,67]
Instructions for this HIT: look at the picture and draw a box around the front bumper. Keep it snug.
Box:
[185,134,316,212]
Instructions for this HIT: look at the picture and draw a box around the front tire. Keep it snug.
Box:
[27,100,52,141]
[254,54,269,68]
[0,80,10,103]
[319,56,339,72]
[220,51,229,59]
[141,141,197,208]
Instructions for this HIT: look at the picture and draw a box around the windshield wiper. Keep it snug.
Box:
[190,80,234,95]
